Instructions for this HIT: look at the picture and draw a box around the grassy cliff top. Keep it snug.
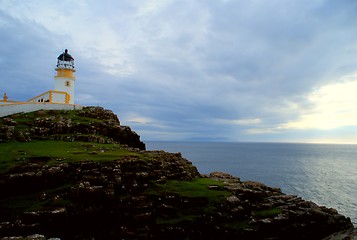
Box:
[0,140,141,174]
[0,107,146,149]
[0,109,353,239]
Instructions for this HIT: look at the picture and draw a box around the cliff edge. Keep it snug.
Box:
[0,108,354,240]
[0,107,145,150]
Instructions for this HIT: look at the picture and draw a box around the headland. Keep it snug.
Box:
[0,107,354,239]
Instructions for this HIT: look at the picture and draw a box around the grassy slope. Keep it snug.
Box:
[0,110,102,129]
[146,178,231,224]
[0,140,140,173]
[0,139,291,238]
[0,140,231,220]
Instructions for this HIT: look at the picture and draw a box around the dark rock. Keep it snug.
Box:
[0,154,352,239]
[0,108,354,239]
[322,227,357,240]
[0,107,145,150]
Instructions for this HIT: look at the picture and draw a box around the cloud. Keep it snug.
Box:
[281,75,357,130]
[0,10,60,99]
[213,118,261,126]
[1,0,357,142]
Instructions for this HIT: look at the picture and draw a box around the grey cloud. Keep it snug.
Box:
[2,1,357,142]
[0,11,60,100]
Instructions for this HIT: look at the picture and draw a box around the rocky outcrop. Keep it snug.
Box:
[322,228,357,240]
[0,157,353,239]
[0,151,200,239]
[0,107,145,150]
[208,172,354,240]
[0,108,354,239]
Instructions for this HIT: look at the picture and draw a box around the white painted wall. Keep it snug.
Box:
[0,101,18,105]
[54,77,75,104]
[0,103,83,118]
[51,92,67,103]
[28,92,51,103]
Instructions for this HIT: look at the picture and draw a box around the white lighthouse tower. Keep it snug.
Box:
[54,49,76,104]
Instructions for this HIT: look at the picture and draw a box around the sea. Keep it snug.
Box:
[146,141,357,226]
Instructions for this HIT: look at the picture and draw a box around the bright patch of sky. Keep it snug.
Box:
[1,0,357,143]
[283,76,357,130]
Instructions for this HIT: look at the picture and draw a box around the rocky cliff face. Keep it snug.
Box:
[0,107,145,150]
[0,150,200,239]
[0,109,354,239]
[0,154,353,239]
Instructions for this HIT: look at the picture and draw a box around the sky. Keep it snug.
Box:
[1,0,357,143]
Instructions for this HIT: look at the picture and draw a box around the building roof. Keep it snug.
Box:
[57,49,74,61]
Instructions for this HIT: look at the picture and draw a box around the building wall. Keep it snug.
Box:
[51,91,67,103]
[0,101,19,105]
[0,102,83,118]
[54,77,75,104]
[27,90,69,104]
[27,91,51,103]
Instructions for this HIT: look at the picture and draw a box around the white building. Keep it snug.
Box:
[0,49,82,117]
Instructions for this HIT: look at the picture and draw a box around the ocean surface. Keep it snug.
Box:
[146,141,357,226]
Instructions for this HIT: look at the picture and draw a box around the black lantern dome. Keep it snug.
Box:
[56,49,75,70]
[57,49,74,61]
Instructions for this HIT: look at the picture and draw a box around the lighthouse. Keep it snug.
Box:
[1,48,83,117]
[54,49,76,104]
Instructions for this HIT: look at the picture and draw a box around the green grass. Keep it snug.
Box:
[155,214,200,225]
[149,178,229,198]
[0,140,141,173]
[224,220,250,230]
[254,207,282,217]
[146,178,231,225]
[0,184,72,217]
[0,109,103,131]
[223,208,282,230]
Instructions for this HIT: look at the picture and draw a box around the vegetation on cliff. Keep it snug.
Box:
[0,109,354,240]
[0,141,140,174]
[0,107,145,150]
